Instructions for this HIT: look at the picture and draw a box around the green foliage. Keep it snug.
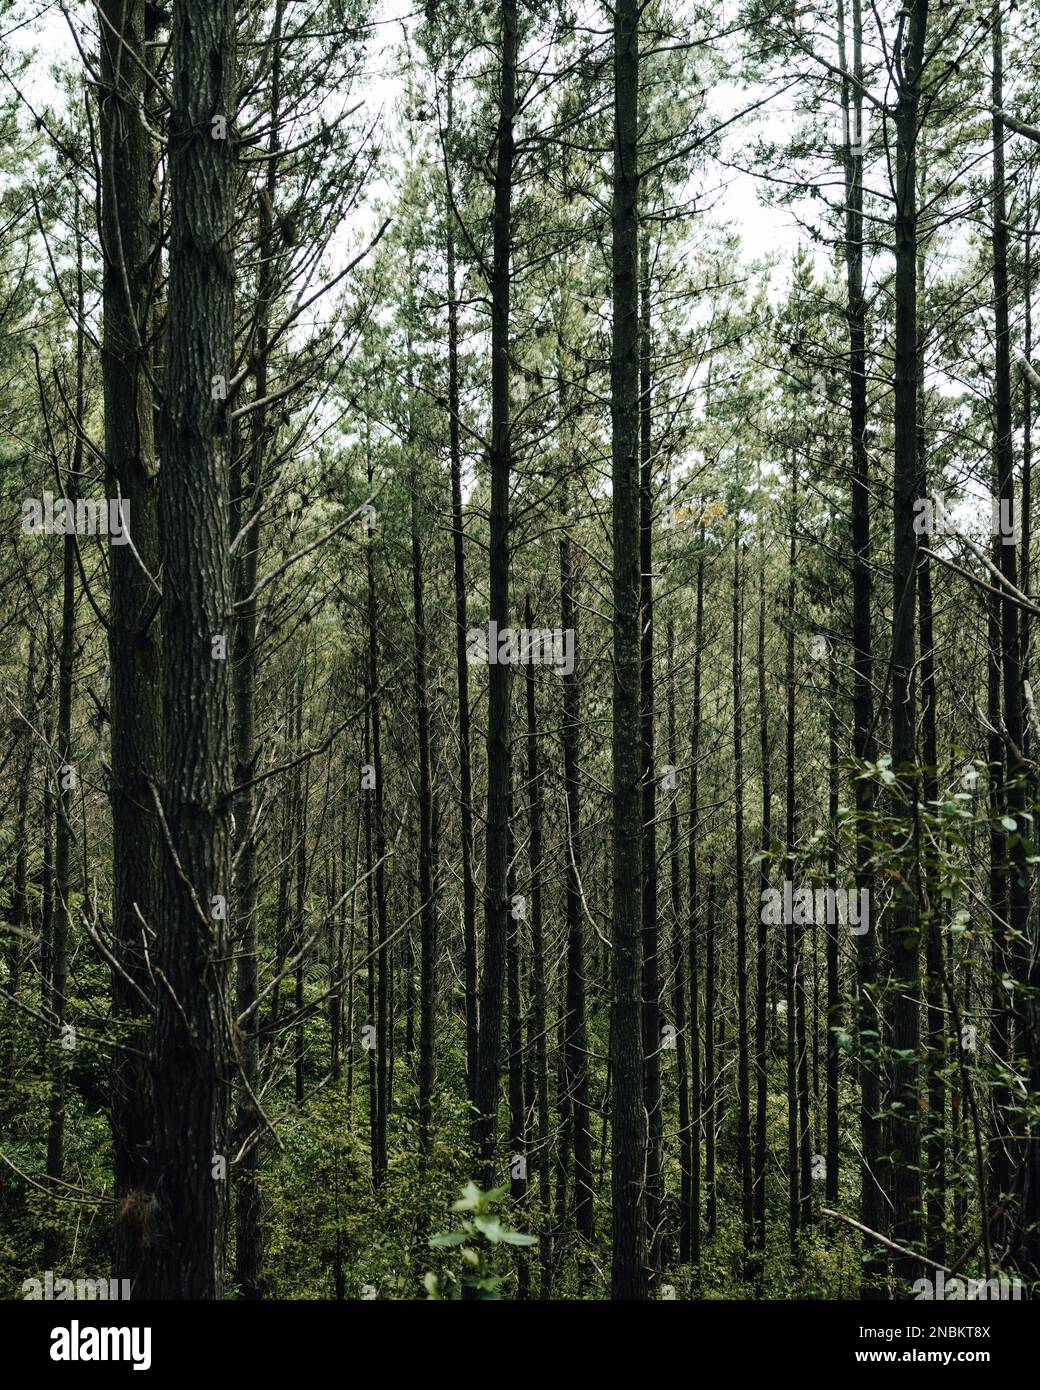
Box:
[425,1183,536,1300]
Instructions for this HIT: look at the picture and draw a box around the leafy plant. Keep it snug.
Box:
[425,1183,536,1300]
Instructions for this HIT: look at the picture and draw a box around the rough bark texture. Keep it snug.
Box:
[753,547,770,1271]
[887,0,928,1281]
[473,0,516,1185]
[560,520,593,1245]
[149,0,237,1300]
[610,0,647,1300]
[443,73,479,1104]
[732,538,752,1257]
[98,0,163,1293]
[639,237,662,1277]
[413,482,436,1163]
[840,0,884,1297]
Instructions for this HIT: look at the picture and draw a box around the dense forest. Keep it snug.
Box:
[0,0,1038,1312]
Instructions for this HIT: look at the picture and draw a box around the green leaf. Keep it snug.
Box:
[501,1231,538,1246]
[451,1181,484,1211]
[429,1230,467,1247]
[474,1215,504,1242]
[1002,816,1017,831]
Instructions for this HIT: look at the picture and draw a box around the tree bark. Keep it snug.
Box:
[887,0,928,1281]
[150,0,237,1299]
[609,0,647,1299]
[98,0,163,1293]
[443,72,479,1104]
[639,233,662,1278]
[473,0,517,1185]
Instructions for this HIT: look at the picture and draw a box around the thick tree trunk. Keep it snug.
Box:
[149,0,237,1299]
[98,0,163,1293]
[610,0,646,1300]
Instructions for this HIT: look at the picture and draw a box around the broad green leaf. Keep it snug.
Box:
[429,1230,467,1248]
[474,1215,504,1242]
[452,1181,484,1211]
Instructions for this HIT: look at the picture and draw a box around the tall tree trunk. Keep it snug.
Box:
[473,0,516,1185]
[667,616,690,1269]
[505,777,527,1297]
[149,0,237,1299]
[784,470,799,1254]
[639,233,662,1278]
[363,701,378,1177]
[365,469,388,1187]
[98,0,163,1293]
[840,0,884,1296]
[705,867,717,1239]
[443,72,479,1103]
[915,202,945,1268]
[990,8,1035,1274]
[524,593,551,1290]
[293,664,308,1107]
[44,266,81,1267]
[232,0,283,1300]
[560,515,593,1246]
[1021,213,1040,1288]
[4,638,33,1080]
[413,483,436,1165]
[753,544,771,1272]
[887,0,928,1282]
[731,536,752,1258]
[609,0,646,1300]
[825,643,841,1208]
[688,542,704,1268]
